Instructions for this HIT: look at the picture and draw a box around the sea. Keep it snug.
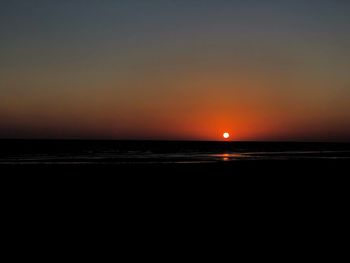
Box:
[1,139,350,165]
[2,139,349,213]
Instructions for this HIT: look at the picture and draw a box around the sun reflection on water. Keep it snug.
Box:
[212,153,245,161]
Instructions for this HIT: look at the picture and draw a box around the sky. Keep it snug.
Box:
[1,0,350,141]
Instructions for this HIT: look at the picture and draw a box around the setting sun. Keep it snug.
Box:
[223,132,230,139]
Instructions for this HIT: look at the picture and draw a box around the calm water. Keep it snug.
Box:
[1,140,350,164]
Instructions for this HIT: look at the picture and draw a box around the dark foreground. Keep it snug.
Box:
[2,141,348,251]
[3,159,349,196]
[2,156,349,241]
[1,140,349,202]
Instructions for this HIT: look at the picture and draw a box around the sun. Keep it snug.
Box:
[223,132,230,139]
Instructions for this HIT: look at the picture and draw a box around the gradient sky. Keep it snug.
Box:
[1,0,350,141]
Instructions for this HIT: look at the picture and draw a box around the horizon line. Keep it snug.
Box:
[1,138,350,144]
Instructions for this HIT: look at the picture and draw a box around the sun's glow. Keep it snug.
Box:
[223,132,230,139]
